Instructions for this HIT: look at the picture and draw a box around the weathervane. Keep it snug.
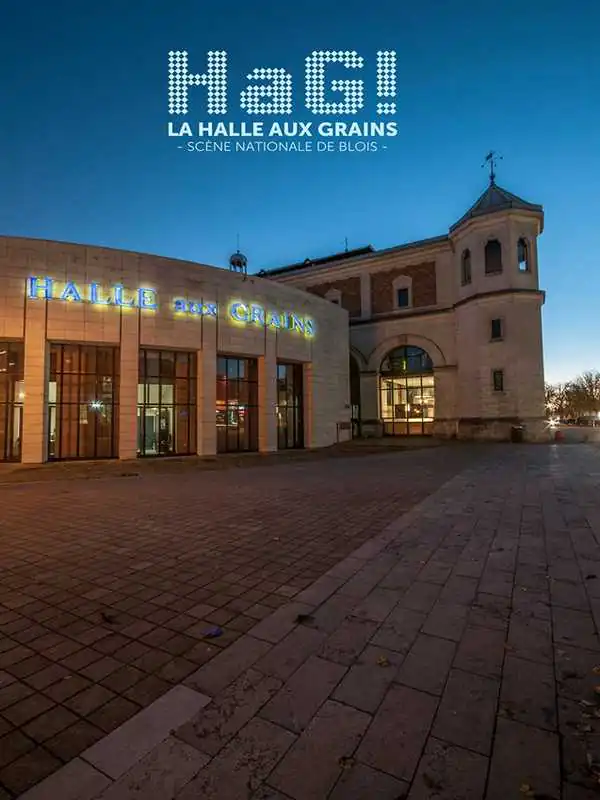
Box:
[482,151,502,184]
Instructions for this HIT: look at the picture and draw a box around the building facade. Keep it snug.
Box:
[265,180,548,442]
[0,237,350,464]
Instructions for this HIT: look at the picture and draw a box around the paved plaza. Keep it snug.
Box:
[0,444,599,798]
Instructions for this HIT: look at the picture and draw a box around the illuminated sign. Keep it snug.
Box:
[173,298,217,317]
[229,302,314,337]
[27,277,157,309]
[26,277,315,337]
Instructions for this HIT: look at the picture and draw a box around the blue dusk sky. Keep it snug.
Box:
[0,0,598,383]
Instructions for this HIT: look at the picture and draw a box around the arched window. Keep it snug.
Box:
[484,239,503,274]
[517,238,529,272]
[461,249,472,285]
[379,346,435,436]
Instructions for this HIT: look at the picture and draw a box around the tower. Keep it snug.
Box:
[229,234,248,276]
[229,249,248,275]
[449,154,547,440]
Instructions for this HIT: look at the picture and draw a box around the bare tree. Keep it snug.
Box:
[545,371,600,418]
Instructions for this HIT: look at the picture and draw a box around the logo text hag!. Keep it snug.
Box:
[168,50,397,117]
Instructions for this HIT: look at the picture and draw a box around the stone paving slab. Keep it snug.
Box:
[0,447,477,796]
[4,443,600,798]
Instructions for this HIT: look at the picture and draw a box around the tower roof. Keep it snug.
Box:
[450,182,543,232]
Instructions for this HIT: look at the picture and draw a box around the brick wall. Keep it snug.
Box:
[307,276,361,318]
[371,262,437,314]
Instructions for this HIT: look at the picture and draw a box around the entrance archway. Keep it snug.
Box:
[379,346,435,435]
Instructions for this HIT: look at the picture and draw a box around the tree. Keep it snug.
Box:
[571,371,600,414]
[545,370,600,418]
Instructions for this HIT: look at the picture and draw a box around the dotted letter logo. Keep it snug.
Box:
[168,50,227,115]
[376,51,397,115]
[240,67,293,115]
[305,50,364,115]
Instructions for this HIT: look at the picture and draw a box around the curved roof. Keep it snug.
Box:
[450,182,543,232]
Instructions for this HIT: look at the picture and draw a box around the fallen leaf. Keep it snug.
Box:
[202,626,223,639]
[376,655,390,667]
[338,756,355,770]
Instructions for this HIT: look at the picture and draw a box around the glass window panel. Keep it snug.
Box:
[237,380,250,405]
[79,375,97,403]
[485,239,503,274]
[0,404,6,461]
[226,379,240,404]
[80,347,97,374]
[246,360,258,383]
[160,384,174,404]
[215,357,259,453]
[216,423,227,452]
[47,344,118,460]
[96,348,115,377]
[227,426,239,451]
[49,347,58,376]
[145,351,160,377]
[397,288,409,307]
[99,376,114,402]
[176,352,191,378]
[146,383,160,404]
[175,379,191,404]
[7,346,23,375]
[175,407,190,453]
[216,357,227,379]
[227,359,239,379]
[379,364,435,437]
[216,378,227,404]
[160,351,175,378]
[62,346,79,373]
[137,350,196,457]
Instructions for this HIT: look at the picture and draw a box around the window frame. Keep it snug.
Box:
[490,318,504,341]
[216,355,259,454]
[48,343,119,461]
[392,275,413,310]
[517,237,530,272]
[137,349,197,458]
[492,369,504,392]
[396,287,410,308]
[461,248,472,285]
[484,239,503,275]
[276,362,304,450]
[0,341,24,462]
